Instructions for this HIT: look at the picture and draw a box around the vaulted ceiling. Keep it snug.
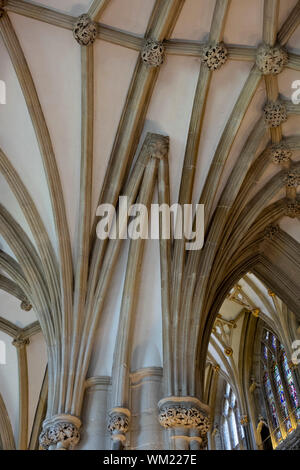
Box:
[0,0,299,450]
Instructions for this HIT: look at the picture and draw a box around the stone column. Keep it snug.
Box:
[39,414,81,450]
[158,397,210,450]
[107,408,130,450]
[12,336,29,450]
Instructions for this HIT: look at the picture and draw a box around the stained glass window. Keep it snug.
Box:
[223,419,231,450]
[224,399,229,416]
[236,408,245,439]
[264,372,280,430]
[230,391,236,408]
[261,331,300,446]
[265,330,269,341]
[230,411,239,447]
[222,383,246,450]
[282,352,300,421]
[273,364,293,432]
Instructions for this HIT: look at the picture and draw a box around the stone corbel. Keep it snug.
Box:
[107,408,130,449]
[158,396,210,449]
[146,133,169,160]
[39,414,81,450]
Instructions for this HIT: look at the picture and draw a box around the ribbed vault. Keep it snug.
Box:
[0,0,299,450]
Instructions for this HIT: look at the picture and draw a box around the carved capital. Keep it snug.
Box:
[285,201,300,218]
[40,415,81,450]
[12,337,29,348]
[158,397,210,436]
[20,299,32,311]
[283,171,300,188]
[269,141,292,164]
[263,224,279,240]
[256,44,288,75]
[251,308,260,318]
[201,43,228,71]
[240,414,249,426]
[141,39,165,67]
[73,14,97,46]
[249,377,260,393]
[263,100,287,128]
[107,408,130,441]
[146,133,169,159]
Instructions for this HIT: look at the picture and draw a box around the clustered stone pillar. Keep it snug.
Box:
[39,415,81,450]
[158,397,210,450]
[107,408,130,450]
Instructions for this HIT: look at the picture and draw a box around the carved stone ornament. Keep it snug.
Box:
[201,43,228,71]
[224,347,233,356]
[240,415,249,426]
[158,397,210,436]
[147,133,169,159]
[108,410,130,435]
[285,201,300,218]
[263,224,279,239]
[251,308,260,318]
[20,299,32,311]
[283,171,300,188]
[270,142,292,164]
[73,14,97,46]
[39,415,81,450]
[263,101,287,128]
[141,39,165,67]
[256,44,288,75]
[12,337,29,348]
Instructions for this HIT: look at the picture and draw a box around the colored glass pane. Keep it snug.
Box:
[264,372,280,429]
[282,352,300,421]
[273,364,292,431]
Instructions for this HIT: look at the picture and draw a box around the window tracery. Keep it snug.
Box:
[261,329,300,448]
[221,383,246,450]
